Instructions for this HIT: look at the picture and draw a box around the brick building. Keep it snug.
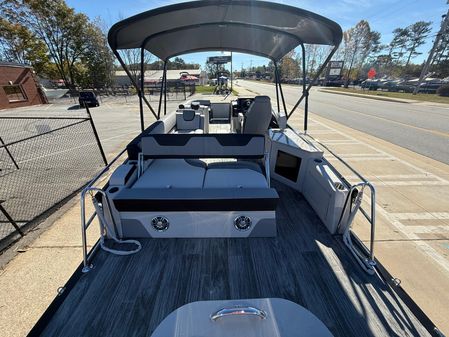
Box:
[0,62,47,109]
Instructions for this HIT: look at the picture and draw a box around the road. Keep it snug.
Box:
[236,80,449,165]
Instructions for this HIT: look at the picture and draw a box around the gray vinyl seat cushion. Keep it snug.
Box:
[174,129,204,134]
[176,109,202,131]
[203,167,268,188]
[243,95,272,134]
[207,160,263,174]
[133,159,206,188]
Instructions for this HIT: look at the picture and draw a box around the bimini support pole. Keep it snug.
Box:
[113,49,158,121]
[139,47,145,131]
[274,63,280,114]
[287,44,339,121]
[158,61,167,118]
[274,61,287,115]
[164,59,168,116]
[301,44,309,133]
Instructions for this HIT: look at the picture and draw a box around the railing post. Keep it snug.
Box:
[0,201,23,236]
[368,182,376,264]
[0,136,19,170]
[80,190,91,272]
[84,105,108,166]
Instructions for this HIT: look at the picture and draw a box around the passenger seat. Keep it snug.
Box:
[242,96,272,134]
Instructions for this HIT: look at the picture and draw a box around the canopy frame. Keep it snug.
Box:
[108,0,342,132]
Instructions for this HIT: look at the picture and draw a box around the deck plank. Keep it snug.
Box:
[40,182,431,337]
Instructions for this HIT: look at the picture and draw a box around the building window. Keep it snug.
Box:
[3,85,27,102]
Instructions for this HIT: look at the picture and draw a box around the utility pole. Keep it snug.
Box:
[413,6,449,94]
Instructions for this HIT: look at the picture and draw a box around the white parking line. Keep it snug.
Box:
[407,226,449,234]
[306,116,449,273]
[376,181,449,186]
[390,212,449,220]
[326,156,393,161]
[345,174,437,180]
[311,118,449,184]
[317,140,361,145]
[376,206,449,274]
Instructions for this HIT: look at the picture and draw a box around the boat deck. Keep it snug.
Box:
[39,181,430,337]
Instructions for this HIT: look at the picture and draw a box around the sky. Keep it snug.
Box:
[67,0,448,69]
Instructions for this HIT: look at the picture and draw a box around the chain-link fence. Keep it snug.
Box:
[0,114,106,248]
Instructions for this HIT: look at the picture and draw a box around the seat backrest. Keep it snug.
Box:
[198,106,209,133]
[141,134,265,159]
[176,109,201,130]
[243,96,272,134]
[210,103,230,121]
[126,112,176,160]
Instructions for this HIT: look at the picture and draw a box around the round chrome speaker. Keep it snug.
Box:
[151,216,169,231]
[234,215,252,231]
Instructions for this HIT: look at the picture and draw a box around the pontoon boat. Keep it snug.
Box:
[28,1,443,336]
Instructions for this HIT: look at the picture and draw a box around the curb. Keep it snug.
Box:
[319,89,413,104]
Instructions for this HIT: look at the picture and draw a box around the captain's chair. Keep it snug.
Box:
[242,96,272,134]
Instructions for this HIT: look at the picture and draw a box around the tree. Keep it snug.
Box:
[389,28,409,63]
[1,0,94,89]
[0,18,49,73]
[117,48,154,84]
[115,14,154,85]
[342,20,380,87]
[81,20,115,88]
[404,21,432,67]
[431,21,449,67]
[279,50,299,79]
[304,44,332,77]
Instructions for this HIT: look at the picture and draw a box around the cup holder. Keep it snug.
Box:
[109,187,119,193]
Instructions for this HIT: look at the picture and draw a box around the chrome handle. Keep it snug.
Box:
[210,306,267,321]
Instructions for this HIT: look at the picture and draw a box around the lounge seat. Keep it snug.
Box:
[175,109,203,133]
[132,159,206,189]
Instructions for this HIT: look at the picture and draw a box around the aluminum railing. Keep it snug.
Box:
[80,149,127,272]
[303,133,377,274]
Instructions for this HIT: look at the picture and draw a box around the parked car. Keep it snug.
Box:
[361,79,382,90]
[79,91,100,108]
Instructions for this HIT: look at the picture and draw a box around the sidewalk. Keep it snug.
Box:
[320,88,449,107]
[0,196,100,337]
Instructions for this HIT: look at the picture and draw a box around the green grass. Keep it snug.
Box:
[194,85,215,94]
[194,85,240,96]
[324,87,449,104]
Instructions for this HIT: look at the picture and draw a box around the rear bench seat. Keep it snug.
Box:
[113,134,279,211]
[133,159,267,189]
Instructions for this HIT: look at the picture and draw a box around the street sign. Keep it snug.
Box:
[329,68,342,76]
[207,56,232,64]
[325,60,344,84]
[367,68,376,79]
[329,61,344,68]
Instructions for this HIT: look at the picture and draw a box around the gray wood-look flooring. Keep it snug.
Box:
[40,182,430,337]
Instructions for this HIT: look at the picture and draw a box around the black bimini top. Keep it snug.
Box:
[108,0,343,61]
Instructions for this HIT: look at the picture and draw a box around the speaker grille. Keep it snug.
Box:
[234,215,252,231]
[151,216,169,231]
